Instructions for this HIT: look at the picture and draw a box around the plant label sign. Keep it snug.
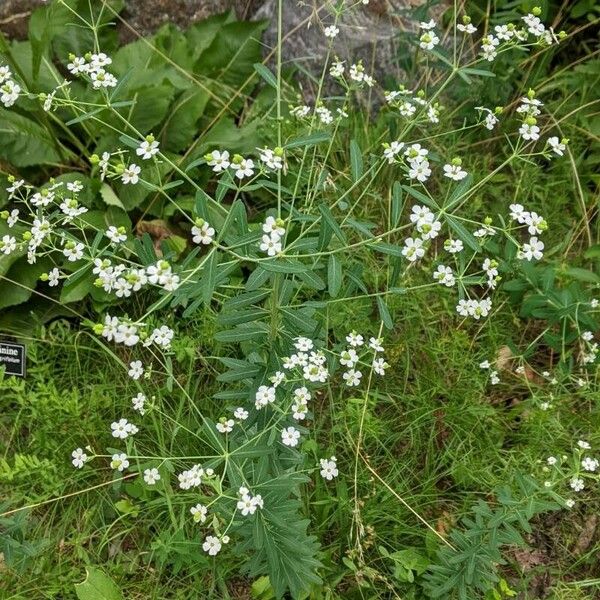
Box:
[0,341,26,377]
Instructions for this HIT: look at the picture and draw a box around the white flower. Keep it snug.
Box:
[1,80,20,107]
[565,499,575,509]
[419,19,436,30]
[121,164,141,184]
[577,440,591,450]
[71,448,88,468]
[547,136,566,156]
[569,477,584,492]
[457,23,477,34]
[46,268,60,287]
[290,105,311,119]
[581,457,599,472]
[259,234,282,256]
[383,141,404,163]
[255,385,276,409]
[444,239,464,254]
[319,456,339,480]
[324,25,339,38]
[519,237,544,261]
[128,360,144,380]
[111,418,136,439]
[398,101,416,117]
[149,325,174,349]
[216,419,235,433]
[369,337,384,352]
[525,211,545,235]
[294,336,314,351]
[106,225,127,244]
[329,60,345,78]
[234,407,249,420]
[479,360,490,369]
[443,163,468,181]
[519,123,540,141]
[202,535,222,555]
[419,31,440,50]
[231,157,255,179]
[0,235,16,255]
[110,453,129,472]
[281,426,300,447]
[408,160,432,182]
[192,220,215,245]
[343,369,362,386]
[433,264,455,287]
[206,150,230,172]
[547,456,557,466]
[263,216,285,237]
[259,148,284,170]
[494,25,513,40]
[346,332,364,347]
[63,242,84,262]
[509,203,528,223]
[136,138,160,160]
[294,386,311,403]
[144,467,161,485]
[402,237,425,262]
[372,357,389,376]
[490,370,500,385]
[132,392,146,414]
[340,348,358,367]
[7,208,19,227]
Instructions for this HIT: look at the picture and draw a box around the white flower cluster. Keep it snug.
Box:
[341,332,389,386]
[290,102,348,125]
[541,439,599,509]
[204,147,284,181]
[401,201,441,263]
[384,87,441,125]
[260,215,285,256]
[178,464,214,490]
[418,19,440,51]
[510,203,547,261]
[0,64,21,107]
[236,486,264,516]
[100,315,174,350]
[478,9,562,63]
[580,331,598,365]
[67,51,118,89]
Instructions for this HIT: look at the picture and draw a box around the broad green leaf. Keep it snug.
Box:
[161,87,210,152]
[0,108,62,167]
[100,184,125,209]
[74,567,124,600]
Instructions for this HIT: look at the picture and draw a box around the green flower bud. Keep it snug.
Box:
[7,175,15,183]
[22,231,32,241]
[462,15,471,25]
[532,6,542,16]
[0,211,9,220]
[525,116,537,126]
[232,154,243,165]
[92,323,104,335]
[39,272,49,281]
[68,53,76,61]
[145,133,155,143]
[94,278,104,287]
[494,106,503,115]
[527,88,536,100]
[451,157,462,166]
[274,146,284,157]
[195,217,205,227]
[484,216,492,226]
[89,153,100,165]
[159,260,170,270]
[558,30,567,39]
[114,164,125,174]
[561,137,569,146]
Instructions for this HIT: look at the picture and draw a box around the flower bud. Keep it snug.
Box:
[23,231,32,241]
[525,116,537,126]
[484,216,492,226]
[462,15,471,25]
[451,157,462,166]
[195,217,205,227]
[94,278,104,287]
[89,153,100,164]
[532,6,542,16]
[527,88,536,100]
[92,323,104,335]
[0,211,8,220]
[114,164,125,174]
[145,133,155,143]
[39,272,49,281]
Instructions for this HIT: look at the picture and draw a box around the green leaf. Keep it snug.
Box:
[161,87,210,152]
[260,259,310,274]
[99,184,125,209]
[284,132,330,149]
[74,567,124,600]
[327,255,342,298]
[445,215,479,252]
[254,63,278,88]
[0,108,62,167]
[0,257,51,311]
[377,296,393,329]
[350,139,363,181]
[318,204,347,244]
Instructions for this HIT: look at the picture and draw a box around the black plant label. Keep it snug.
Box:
[0,341,26,377]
